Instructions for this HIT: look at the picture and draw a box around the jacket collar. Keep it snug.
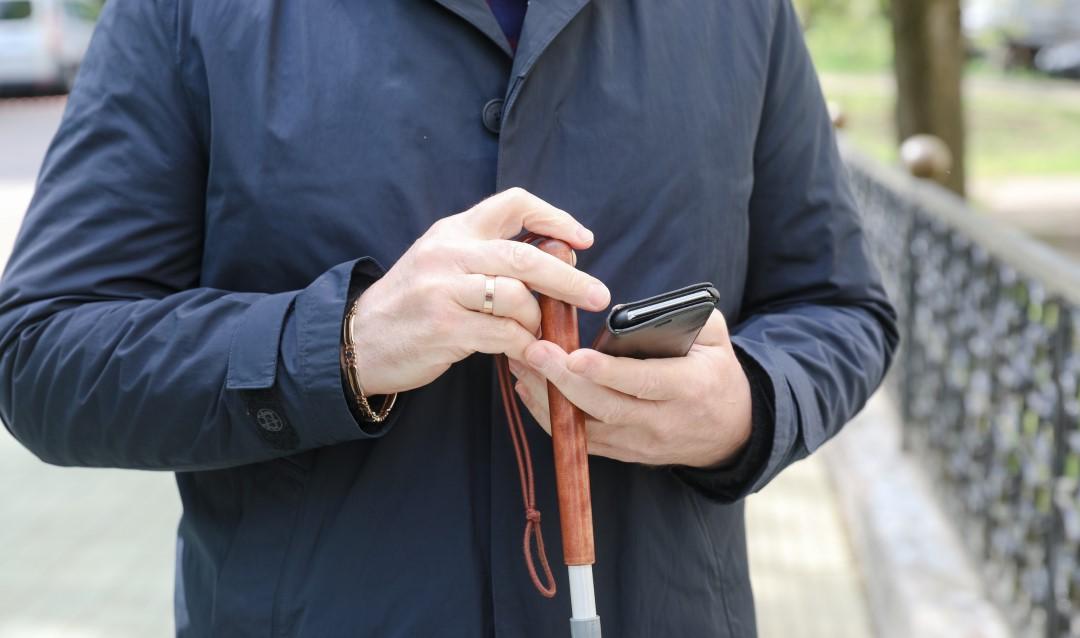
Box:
[430,0,515,57]
[432,0,593,109]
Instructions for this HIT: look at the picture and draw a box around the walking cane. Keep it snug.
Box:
[497,236,602,638]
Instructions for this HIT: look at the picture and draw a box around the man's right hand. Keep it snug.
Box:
[347,188,610,396]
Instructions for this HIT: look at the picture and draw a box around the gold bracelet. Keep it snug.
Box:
[341,296,397,423]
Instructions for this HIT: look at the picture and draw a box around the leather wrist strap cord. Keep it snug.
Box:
[497,348,557,597]
[496,231,557,597]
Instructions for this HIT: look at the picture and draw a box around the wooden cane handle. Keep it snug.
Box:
[535,238,596,566]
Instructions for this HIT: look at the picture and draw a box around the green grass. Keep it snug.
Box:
[967,91,1080,176]
[802,8,1080,179]
[802,11,893,74]
[820,75,1080,178]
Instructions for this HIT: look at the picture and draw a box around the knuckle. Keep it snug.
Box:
[508,241,534,273]
[646,424,672,450]
[511,285,542,330]
[416,276,444,303]
[411,239,443,268]
[546,362,568,386]
[504,186,530,204]
[582,356,605,380]
[524,309,542,335]
[430,213,465,237]
[598,401,625,425]
[507,276,532,298]
[429,216,451,233]
[427,303,457,337]
[517,336,538,361]
[563,270,588,298]
[498,319,530,351]
[548,359,575,387]
[637,372,661,399]
[495,317,518,341]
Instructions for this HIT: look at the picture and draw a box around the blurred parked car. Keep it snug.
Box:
[964,0,1080,70]
[0,0,99,93]
[1035,40,1080,78]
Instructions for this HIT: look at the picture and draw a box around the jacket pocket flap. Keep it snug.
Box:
[226,293,296,390]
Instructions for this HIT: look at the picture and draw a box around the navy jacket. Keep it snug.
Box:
[0,0,897,635]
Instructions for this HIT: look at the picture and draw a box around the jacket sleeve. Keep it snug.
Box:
[675,0,899,502]
[0,0,403,471]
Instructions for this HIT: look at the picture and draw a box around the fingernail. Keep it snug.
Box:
[587,283,610,309]
[577,226,594,243]
[526,345,549,369]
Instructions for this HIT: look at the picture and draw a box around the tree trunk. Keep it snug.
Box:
[891,0,966,195]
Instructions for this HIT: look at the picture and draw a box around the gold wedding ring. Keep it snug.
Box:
[482,275,496,314]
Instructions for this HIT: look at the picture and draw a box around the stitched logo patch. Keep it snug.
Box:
[256,408,285,432]
[241,390,300,450]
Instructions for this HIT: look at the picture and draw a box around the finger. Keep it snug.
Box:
[513,364,626,454]
[513,376,552,436]
[524,340,653,425]
[466,187,594,249]
[508,357,539,382]
[565,348,687,401]
[508,359,545,396]
[459,239,610,311]
[694,309,731,347]
[454,312,537,361]
[511,359,649,461]
[452,274,541,336]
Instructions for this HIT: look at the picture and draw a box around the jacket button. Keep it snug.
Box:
[482,98,504,134]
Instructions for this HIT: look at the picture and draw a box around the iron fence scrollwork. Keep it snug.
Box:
[843,142,1080,637]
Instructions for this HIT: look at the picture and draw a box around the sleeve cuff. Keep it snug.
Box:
[291,257,408,443]
[231,257,409,453]
[670,344,776,502]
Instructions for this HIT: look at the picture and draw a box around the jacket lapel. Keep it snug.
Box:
[431,0,593,112]
[506,0,592,112]
[430,0,514,57]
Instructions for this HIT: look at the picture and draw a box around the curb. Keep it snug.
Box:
[822,393,1012,638]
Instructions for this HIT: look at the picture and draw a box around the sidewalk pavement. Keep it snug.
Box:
[0,417,874,638]
[972,177,1080,262]
[747,450,875,638]
[0,433,178,637]
[822,394,1010,638]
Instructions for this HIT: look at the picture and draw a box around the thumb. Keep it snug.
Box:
[694,309,731,347]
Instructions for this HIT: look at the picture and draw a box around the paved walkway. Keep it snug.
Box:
[747,454,874,638]
[0,429,874,638]
[971,177,1080,262]
[0,435,178,637]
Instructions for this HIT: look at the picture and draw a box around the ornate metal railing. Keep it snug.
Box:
[842,141,1080,638]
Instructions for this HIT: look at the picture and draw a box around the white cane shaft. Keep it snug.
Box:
[568,565,597,620]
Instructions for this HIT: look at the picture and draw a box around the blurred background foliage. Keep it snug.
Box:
[795,0,1080,179]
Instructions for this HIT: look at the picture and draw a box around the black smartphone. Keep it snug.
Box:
[591,282,719,358]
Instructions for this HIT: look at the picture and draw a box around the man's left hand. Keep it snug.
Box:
[508,309,753,468]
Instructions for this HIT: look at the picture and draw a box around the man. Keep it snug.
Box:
[0,0,897,635]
